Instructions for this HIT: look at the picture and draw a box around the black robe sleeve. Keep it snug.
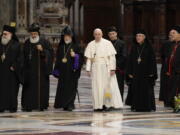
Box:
[160,41,172,74]
[148,44,158,80]
[41,39,54,75]
[125,45,135,85]
[11,41,24,84]
[126,45,134,76]
[54,44,61,70]
[160,42,166,63]
[174,46,180,74]
[116,40,127,70]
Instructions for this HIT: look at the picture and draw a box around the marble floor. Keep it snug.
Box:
[0,65,180,135]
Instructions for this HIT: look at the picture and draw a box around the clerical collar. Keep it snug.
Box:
[111,38,119,43]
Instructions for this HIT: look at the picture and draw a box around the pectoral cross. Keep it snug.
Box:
[29,53,32,60]
[1,53,6,62]
[137,57,142,64]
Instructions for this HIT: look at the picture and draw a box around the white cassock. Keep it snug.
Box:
[84,38,123,109]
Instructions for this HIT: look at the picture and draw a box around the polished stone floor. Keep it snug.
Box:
[0,65,180,135]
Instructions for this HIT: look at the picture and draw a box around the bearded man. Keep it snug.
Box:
[53,26,82,111]
[21,23,53,112]
[0,25,21,113]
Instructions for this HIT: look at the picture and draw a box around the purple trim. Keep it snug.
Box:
[52,69,60,78]
[73,54,80,70]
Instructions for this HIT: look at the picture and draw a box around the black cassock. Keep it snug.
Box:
[167,42,180,107]
[0,39,21,112]
[111,39,127,100]
[159,41,174,106]
[126,43,157,111]
[22,38,53,111]
[53,42,82,110]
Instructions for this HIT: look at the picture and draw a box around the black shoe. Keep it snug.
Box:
[44,107,48,110]
[103,105,107,110]
[64,107,73,111]
[105,107,115,112]
[94,109,103,112]
[131,108,136,112]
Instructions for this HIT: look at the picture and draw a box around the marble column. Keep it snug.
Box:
[29,0,34,26]
[158,3,166,37]
[79,4,84,38]
[0,0,16,30]
[16,0,28,33]
[157,3,167,56]
[74,0,79,35]
[122,2,134,50]
[69,5,74,27]
[120,0,124,35]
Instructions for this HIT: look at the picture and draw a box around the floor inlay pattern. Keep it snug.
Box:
[0,67,180,135]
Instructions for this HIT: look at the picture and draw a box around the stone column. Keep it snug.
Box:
[69,5,74,27]
[120,0,125,35]
[74,0,79,35]
[156,3,167,57]
[158,4,166,37]
[29,0,34,25]
[16,0,28,33]
[0,0,12,30]
[79,4,84,38]
[122,1,134,51]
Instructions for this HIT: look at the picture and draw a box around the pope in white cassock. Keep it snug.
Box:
[84,28,123,111]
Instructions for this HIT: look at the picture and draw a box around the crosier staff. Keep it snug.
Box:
[37,44,43,110]
[70,49,81,106]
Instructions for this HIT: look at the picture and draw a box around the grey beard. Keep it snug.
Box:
[65,40,72,44]
[30,36,40,44]
[1,37,11,45]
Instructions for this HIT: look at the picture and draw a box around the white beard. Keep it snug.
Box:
[1,36,11,45]
[65,39,72,44]
[30,36,40,44]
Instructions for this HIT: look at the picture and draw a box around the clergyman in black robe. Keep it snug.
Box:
[126,30,157,112]
[107,26,127,100]
[159,32,174,107]
[22,23,53,111]
[166,26,180,112]
[0,25,21,113]
[53,26,82,111]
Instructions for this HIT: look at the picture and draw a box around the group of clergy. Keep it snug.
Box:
[84,26,180,113]
[0,23,54,113]
[0,23,84,113]
[85,27,157,112]
[0,22,180,113]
